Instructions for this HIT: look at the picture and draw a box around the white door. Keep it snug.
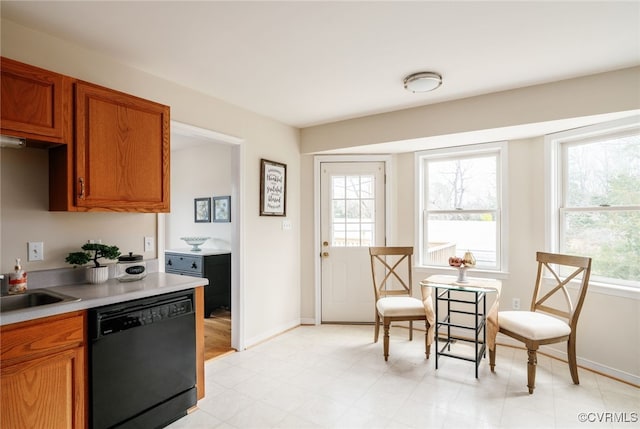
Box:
[320,162,386,322]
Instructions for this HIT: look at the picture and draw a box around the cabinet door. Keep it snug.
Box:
[1,347,85,429]
[0,57,72,144]
[75,81,170,212]
[205,254,231,312]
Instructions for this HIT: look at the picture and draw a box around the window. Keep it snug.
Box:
[548,117,640,289]
[416,142,507,270]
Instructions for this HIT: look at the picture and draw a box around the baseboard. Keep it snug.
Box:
[300,317,316,325]
[244,319,301,349]
[496,335,640,387]
[390,325,640,387]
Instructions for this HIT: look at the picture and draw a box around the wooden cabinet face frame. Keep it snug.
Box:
[1,57,171,213]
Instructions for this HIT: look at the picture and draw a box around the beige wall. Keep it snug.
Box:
[0,20,301,347]
[0,147,158,271]
[2,17,638,381]
[301,66,640,154]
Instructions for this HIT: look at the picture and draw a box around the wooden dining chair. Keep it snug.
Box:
[490,251,592,393]
[369,246,430,361]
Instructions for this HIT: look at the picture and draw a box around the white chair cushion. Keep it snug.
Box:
[376,297,425,317]
[499,311,571,340]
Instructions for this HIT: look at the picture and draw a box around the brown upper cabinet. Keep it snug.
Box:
[71,81,170,212]
[1,57,170,212]
[0,57,72,144]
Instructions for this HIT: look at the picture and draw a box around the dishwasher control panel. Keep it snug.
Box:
[92,291,194,338]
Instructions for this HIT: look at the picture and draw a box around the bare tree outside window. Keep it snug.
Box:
[424,152,501,268]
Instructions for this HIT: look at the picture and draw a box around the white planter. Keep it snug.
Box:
[456,266,469,283]
[86,266,109,284]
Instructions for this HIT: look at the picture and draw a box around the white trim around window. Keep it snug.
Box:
[415,141,508,276]
[545,115,640,299]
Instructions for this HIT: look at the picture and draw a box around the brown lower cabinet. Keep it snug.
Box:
[0,311,86,429]
[0,287,205,428]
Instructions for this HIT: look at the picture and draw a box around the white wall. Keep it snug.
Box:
[167,143,233,251]
[0,19,301,348]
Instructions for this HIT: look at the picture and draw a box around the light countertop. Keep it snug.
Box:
[0,272,208,326]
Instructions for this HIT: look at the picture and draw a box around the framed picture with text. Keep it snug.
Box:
[260,158,287,216]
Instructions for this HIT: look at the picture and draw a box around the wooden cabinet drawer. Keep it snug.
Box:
[165,253,204,277]
[0,311,85,365]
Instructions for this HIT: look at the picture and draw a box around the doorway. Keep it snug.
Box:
[315,156,391,324]
[165,121,244,359]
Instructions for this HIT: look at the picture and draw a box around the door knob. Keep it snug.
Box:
[322,252,329,257]
[323,241,329,247]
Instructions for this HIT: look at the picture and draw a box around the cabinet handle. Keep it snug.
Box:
[78,177,85,199]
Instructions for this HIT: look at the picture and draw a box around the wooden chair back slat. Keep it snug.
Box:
[369,246,413,301]
[531,252,592,327]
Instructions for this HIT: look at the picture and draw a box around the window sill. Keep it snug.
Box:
[577,280,639,300]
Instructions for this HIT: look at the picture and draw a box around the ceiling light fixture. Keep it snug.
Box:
[403,72,442,93]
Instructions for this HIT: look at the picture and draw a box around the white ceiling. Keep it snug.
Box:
[2,1,639,132]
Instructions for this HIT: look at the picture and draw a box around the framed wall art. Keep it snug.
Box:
[260,158,287,216]
[213,196,231,222]
[194,197,211,223]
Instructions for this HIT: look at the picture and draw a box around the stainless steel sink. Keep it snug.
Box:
[0,289,80,313]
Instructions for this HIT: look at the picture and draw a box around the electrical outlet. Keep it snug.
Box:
[28,242,44,261]
[512,298,520,310]
[144,236,154,252]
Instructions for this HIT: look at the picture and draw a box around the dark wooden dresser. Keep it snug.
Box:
[165,250,231,317]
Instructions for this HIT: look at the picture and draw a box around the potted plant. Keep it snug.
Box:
[66,243,121,284]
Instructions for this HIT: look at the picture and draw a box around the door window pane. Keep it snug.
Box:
[331,175,376,247]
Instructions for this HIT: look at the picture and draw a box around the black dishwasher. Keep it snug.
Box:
[89,290,197,429]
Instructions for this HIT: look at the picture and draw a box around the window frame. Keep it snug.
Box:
[545,115,640,297]
[415,141,508,274]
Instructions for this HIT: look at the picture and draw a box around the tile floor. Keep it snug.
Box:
[168,324,639,429]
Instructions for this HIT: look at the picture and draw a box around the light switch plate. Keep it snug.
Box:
[28,241,44,261]
[282,220,292,230]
